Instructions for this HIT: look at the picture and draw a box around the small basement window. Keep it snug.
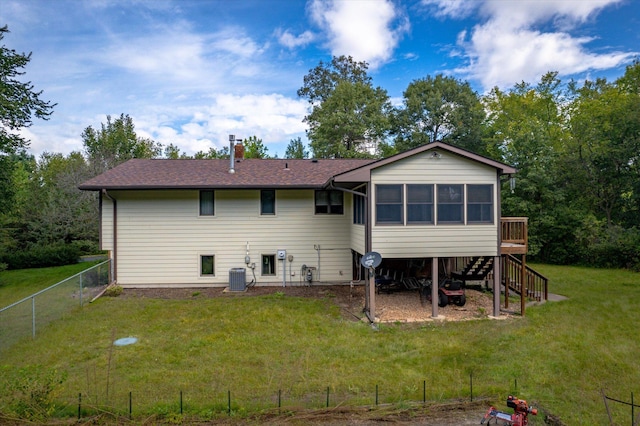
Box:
[201,255,215,276]
[262,254,276,275]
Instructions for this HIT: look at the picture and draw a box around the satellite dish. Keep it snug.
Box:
[361,251,382,269]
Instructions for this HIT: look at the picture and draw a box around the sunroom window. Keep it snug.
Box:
[437,184,463,223]
[467,184,493,223]
[376,184,403,224]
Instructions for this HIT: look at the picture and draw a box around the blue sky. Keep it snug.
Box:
[3,0,639,158]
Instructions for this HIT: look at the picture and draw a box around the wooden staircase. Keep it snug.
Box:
[453,255,548,303]
[451,257,494,286]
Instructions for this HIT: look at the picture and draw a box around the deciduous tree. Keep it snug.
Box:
[284,137,308,159]
[393,75,485,154]
[298,56,391,158]
[82,114,161,173]
[243,136,269,159]
[0,25,55,155]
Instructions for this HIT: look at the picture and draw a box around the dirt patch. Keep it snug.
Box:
[120,283,514,323]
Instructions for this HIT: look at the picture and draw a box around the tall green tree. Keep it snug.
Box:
[82,114,161,173]
[297,55,372,104]
[284,137,308,159]
[243,136,269,159]
[392,74,485,154]
[23,152,97,246]
[0,25,55,156]
[483,72,574,261]
[298,56,391,158]
[566,62,640,228]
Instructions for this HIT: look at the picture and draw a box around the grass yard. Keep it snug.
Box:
[0,261,102,307]
[0,263,638,424]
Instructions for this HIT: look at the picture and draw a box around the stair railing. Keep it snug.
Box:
[502,254,548,302]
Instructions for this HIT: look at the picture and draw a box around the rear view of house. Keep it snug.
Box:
[79,141,546,319]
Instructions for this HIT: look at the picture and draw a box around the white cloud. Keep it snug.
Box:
[276,28,315,49]
[420,0,477,19]
[309,0,409,69]
[24,92,308,158]
[438,0,636,89]
[134,93,308,155]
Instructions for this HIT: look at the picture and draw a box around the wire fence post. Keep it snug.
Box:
[423,380,426,404]
[631,392,634,426]
[79,274,83,307]
[470,372,473,402]
[228,390,231,416]
[78,392,82,420]
[32,296,38,338]
[180,390,183,414]
[326,386,330,408]
[129,391,132,420]
[375,384,378,406]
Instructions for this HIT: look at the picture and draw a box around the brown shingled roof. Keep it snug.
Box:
[78,158,374,190]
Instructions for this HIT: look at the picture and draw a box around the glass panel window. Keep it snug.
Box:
[376,184,403,224]
[407,184,433,224]
[437,184,463,223]
[353,194,365,225]
[262,254,276,275]
[467,184,493,223]
[201,255,215,276]
[199,190,214,216]
[261,190,275,215]
[315,190,343,214]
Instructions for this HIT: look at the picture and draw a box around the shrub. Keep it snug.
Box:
[70,239,101,255]
[104,284,123,297]
[575,219,640,270]
[0,365,67,421]
[0,243,80,270]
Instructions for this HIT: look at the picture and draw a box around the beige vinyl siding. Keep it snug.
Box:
[371,151,499,258]
[350,222,365,255]
[101,196,114,251]
[347,192,366,255]
[110,189,353,287]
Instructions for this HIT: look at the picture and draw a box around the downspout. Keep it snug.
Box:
[327,179,374,322]
[365,181,374,322]
[101,189,117,283]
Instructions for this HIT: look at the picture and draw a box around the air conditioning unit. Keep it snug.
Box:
[229,268,246,291]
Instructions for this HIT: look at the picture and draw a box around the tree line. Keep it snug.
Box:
[1,24,638,270]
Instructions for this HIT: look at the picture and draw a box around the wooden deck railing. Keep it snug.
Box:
[501,217,528,246]
[502,254,548,302]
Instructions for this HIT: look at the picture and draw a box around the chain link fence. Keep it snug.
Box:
[0,260,112,352]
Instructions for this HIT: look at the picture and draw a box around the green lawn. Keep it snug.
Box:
[0,261,102,307]
[0,263,638,424]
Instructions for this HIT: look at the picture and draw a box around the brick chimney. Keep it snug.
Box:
[234,142,245,160]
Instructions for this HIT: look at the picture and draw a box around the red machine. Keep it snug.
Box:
[481,395,538,425]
